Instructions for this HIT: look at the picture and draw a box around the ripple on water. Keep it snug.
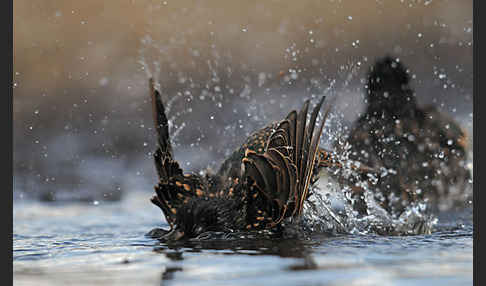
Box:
[13,191,472,286]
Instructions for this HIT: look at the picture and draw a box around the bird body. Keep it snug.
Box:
[148,79,337,240]
[344,56,471,215]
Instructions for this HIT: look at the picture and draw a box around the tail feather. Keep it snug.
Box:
[149,78,182,182]
[149,79,208,229]
[150,79,172,156]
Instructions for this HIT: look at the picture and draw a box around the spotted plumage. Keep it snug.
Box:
[148,78,351,240]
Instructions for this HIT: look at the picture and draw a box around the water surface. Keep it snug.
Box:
[13,189,472,286]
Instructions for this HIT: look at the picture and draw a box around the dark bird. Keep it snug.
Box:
[147,79,374,240]
[342,56,471,216]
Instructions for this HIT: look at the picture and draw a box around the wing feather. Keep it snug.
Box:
[242,96,329,225]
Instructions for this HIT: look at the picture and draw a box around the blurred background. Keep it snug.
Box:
[13,0,473,202]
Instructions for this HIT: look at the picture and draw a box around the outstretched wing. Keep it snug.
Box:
[242,96,331,228]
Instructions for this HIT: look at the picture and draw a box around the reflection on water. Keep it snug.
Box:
[13,190,472,286]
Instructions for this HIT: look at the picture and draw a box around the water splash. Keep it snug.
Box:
[301,167,439,236]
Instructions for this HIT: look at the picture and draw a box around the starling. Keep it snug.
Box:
[147,79,374,240]
[343,56,471,215]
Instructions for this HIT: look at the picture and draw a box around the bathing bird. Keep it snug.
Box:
[343,56,471,215]
[147,79,375,240]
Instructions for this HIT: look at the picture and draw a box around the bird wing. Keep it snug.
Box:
[242,96,330,227]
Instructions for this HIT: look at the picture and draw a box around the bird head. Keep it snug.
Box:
[365,56,417,116]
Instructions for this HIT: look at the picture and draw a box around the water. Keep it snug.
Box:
[13,188,472,286]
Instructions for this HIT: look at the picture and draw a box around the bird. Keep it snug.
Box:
[342,56,471,216]
[146,78,376,240]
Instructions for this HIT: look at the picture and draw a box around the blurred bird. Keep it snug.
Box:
[147,79,375,240]
[343,56,471,215]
